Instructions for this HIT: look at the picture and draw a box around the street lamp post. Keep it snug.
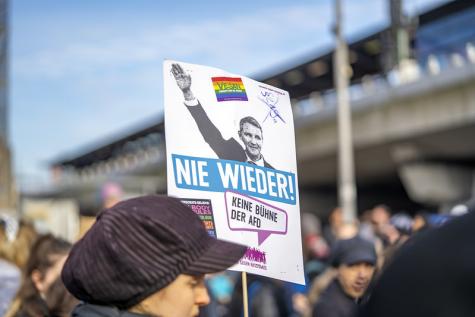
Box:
[333,0,357,224]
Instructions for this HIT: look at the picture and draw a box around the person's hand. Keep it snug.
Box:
[292,293,312,317]
[171,63,192,92]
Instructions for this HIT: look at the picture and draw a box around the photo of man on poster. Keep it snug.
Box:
[171,63,274,169]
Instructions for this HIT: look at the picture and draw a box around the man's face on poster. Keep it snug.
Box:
[239,122,263,161]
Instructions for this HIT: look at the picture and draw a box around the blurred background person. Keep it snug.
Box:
[0,216,22,317]
[412,210,430,233]
[199,271,238,317]
[412,210,454,234]
[357,210,385,272]
[359,205,475,317]
[100,181,123,209]
[291,212,331,317]
[323,207,344,248]
[357,209,376,243]
[302,212,330,280]
[369,204,391,246]
[5,234,72,317]
[77,181,124,240]
[0,217,38,270]
[381,213,413,267]
[0,217,38,317]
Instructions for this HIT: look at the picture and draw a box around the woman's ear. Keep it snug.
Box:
[31,269,46,294]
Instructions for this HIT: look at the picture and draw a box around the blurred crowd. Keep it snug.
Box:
[198,203,471,317]
[0,220,78,317]
[0,196,473,317]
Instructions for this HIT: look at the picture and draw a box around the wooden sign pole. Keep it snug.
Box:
[242,272,249,317]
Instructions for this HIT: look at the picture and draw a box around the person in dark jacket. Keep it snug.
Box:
[312,237,376,317]
[62,195,247,317]
[359,200,475,317]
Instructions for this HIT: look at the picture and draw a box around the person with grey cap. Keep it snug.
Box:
[61,195,247,317]
[312,237,377,317]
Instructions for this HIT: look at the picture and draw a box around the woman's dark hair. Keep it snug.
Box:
[46,277,79,317]
[6,234,71,317]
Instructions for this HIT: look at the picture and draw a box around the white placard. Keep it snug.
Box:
[164,60,304,284]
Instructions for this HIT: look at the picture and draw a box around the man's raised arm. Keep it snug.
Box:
[169,63,245,162]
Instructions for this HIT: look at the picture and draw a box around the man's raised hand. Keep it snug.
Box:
[171,63,192,92]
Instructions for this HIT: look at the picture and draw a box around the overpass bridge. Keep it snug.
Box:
[46,61,475,214]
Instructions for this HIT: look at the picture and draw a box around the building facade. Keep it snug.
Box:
[0,0,15,212]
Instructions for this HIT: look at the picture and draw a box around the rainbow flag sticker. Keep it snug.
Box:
[211,77,248,102]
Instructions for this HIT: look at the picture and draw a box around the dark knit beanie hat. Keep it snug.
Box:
[331,236,377,267]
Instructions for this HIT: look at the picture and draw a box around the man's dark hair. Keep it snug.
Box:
[239,116,262,133]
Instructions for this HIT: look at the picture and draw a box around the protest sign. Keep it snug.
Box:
[164,60,304,284]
